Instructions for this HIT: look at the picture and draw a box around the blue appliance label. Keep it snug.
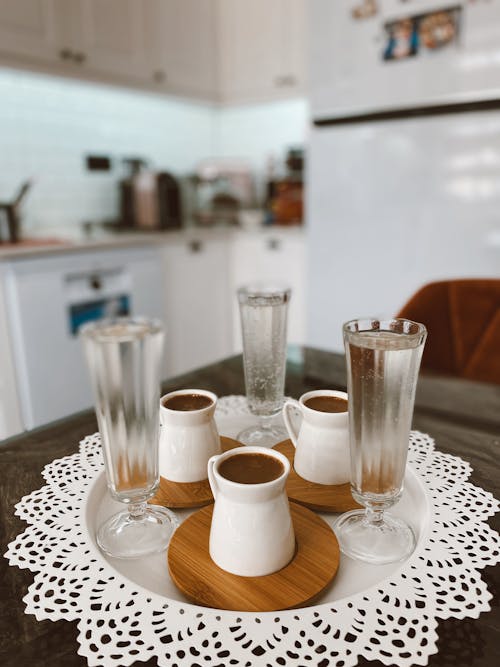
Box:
[69,294,131,335]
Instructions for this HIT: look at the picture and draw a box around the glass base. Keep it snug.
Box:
[97,504,179,559]
[237,423,288,447]
[333,509,415,565]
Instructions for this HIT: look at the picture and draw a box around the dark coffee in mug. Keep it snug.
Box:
[304,395,348,413]
[218,453,284,484]
[163,393,213,411]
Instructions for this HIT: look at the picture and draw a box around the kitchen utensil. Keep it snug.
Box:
[0,180,32,243]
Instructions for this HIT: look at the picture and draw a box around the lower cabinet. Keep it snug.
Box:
[162,229,306,378]
[230,229,307,352]
[161,236,233,378]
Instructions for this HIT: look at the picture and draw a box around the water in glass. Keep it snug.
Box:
[85,320,163,505]
[240,293,288,417]
[237,286,291,446]
[334,318,427,565]
[347,330,424,508]
[81,317,178,559]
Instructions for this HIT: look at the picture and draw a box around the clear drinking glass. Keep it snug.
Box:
[81,317,178,559]
[237,285,291,447]
[334,318,427,564]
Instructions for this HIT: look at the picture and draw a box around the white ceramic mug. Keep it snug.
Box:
[282,389,350,486]
[159,389,221,483]
[207,446,295,577]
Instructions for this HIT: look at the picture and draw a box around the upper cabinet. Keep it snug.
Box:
[0,0,147,81]
[143,0,216,98]
[0,0,306,105]
[0,0,62,63]
[71,0,146,80]
[216,0,306,104]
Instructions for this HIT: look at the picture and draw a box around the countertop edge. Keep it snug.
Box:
[0,225,306,261]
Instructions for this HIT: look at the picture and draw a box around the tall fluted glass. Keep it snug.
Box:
[334,318,427,564]
[81,317,178,558]
[237,285,291,446]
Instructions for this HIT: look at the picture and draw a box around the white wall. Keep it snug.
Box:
[307,112,500,352]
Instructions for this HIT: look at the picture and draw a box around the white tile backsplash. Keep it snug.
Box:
[0,68,216,232]
[215,98,309,196]
[0,67,308,234]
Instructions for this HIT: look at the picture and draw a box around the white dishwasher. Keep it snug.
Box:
[3,245,165,430]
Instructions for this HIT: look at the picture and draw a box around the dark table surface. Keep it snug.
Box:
[1,348,499,667]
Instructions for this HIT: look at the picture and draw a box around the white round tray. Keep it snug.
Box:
[87,462,430,607]
[5,396,499,667]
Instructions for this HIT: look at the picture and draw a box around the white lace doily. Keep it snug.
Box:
[5,395,500,667]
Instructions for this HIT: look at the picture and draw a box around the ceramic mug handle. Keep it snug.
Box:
[282,399,302,449]
[207,455,220,499]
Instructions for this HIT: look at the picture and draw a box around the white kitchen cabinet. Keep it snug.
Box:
[283,0,307,94]
[0,0,305,105]
[67,0,146,80]
[230,229,306,350]
[143,0,216,98]
[162,236,233,378]
[216,0,307,104]
[0,0,215,96]
[0,0,147,81]
[0,265,23,440]
[0,0,62,64]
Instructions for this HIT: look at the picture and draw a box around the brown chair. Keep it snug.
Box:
[396,279,500,385]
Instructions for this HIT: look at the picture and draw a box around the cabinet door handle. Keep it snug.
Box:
[267,238,281,251]
[59,48,72,60]
[275,75,296,88]
[89,275,102,291]
[188,240,203,253]
[153,70,167,84]
[73,52,86,64]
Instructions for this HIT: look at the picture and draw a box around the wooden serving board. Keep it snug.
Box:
[273,439,361,513]
[150,436,241,509]
[168,502,340,612]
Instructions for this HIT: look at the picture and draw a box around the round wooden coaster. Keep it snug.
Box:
[150,436,241,509]
[273,439,361,513]
[168,502,340,612]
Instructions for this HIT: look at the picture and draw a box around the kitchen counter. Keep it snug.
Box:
[0,349,499,667]
[0,225,305,261]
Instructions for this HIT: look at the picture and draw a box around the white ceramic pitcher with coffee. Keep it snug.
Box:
[159,389,221,482]
[282,390,350,485]
[207,446,295,577]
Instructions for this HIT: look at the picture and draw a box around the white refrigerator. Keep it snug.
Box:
[307,0,500,351]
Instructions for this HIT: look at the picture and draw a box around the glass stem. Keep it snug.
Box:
[128,501,147,521]
[365,506,385,527]
[259,415,273,431]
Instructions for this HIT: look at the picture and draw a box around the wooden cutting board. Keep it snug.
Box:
[168,501,340,612]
